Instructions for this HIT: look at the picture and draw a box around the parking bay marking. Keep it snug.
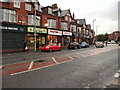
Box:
[28,61,34,70]
[52,57,58,64]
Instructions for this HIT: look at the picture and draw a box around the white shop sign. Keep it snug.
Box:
[63,31,72,36]
[48,29,62,36]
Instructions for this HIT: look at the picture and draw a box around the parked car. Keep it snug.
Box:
[68,42,81,49]
[111,40,116,44]
[107,41,111,44]
[80,42,89,48]
[118,42,120,46]
[40,43,62,52]
[95,41,104,48]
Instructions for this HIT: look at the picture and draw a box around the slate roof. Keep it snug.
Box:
[86,24,91,30]
[61,10,69,17]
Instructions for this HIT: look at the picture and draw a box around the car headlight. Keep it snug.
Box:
[46,46,49,48]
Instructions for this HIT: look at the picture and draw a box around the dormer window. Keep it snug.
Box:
[58,11,60,17]
[35,4,39,11]
[39,5,42,12]
[48,8,52,14]
[14,0,20,8]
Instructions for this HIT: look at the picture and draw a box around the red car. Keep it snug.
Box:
[40,43,62,52]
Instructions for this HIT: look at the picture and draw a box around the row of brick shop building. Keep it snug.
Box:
[0,0,95,53]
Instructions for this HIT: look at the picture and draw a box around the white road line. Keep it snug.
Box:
[28,61,34,70]
[52,57,58,64]
[67,55,73,60]
[11,58,74,76]
[114,73,119,78]
[0,65,2,69]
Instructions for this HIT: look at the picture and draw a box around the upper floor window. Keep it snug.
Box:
[28,15,40,26]
[61,22,68,30]
[65,16,68,21]
[77,27,81,32]
[48,8,52,14]
[25,4,31,11]
[77,20,80,24]
[14,0,20,8]
[47,19,56,28]
[69,18,71,22]
[73,25,76,32]
[70,25,76,32]
[0,9,17,23]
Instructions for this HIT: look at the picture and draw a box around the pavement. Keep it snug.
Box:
[1,44,120,88]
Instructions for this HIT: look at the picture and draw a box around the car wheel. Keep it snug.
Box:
[49,48,52,52]
[41,50,44,52]
[59,47,62,51]
[75,46,77,49]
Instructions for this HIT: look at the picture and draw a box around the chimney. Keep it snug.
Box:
[52,4,58,9]
[73,13,75,20]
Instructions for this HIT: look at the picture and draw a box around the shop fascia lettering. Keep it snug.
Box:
[28,27,47,33]
[63,31,72,36]
[48,29,62,36]
[0,26,18,31]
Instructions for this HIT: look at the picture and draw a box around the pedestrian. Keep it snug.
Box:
[24,40,27,52]
[106,41,107,46]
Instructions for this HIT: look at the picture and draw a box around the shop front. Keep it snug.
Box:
[47,29,62,46]
[62,31,72,47]
[72,33,79,43]
[1,23,26,53]
[27,27,47,50]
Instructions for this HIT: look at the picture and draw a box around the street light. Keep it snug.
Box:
[96,26,99,41]
[93,19,96,31]
[96,26,99,36]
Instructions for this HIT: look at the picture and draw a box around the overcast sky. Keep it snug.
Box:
[38,0,119,35]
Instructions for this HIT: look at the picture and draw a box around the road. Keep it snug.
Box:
[2,44,119,88]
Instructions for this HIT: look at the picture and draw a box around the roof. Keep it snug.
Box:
[61,10,69,17]
[61,9,72,18]
[77,19,86,25]
[86,24,91,30]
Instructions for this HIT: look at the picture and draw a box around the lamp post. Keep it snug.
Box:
[96,26,99,41]
[92,19,96,45]
[96,26,99,36]
[34,0,37,51]
[93,19,96,31]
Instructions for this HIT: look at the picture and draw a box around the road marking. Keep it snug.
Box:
[52,57,58,64]
[0,65,2,69]
[67,55,73,60]
[114,73,119,78]
[28,61,34,70]
[11,57,74,76]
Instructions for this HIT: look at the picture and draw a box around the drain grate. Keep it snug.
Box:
[34,60,44,63]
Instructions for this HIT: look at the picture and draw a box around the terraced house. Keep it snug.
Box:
[0,0,95,53]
